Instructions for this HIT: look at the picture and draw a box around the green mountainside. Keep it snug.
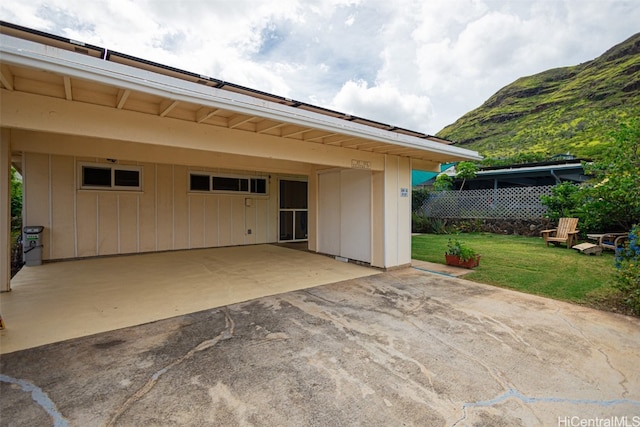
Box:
[437,32,640,159]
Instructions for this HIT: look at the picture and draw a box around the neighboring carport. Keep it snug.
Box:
[0,244,378,354]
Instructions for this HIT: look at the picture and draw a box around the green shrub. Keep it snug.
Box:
[540,182,582,223]
[580,118,640,231]
[412,188,431,213]
[445,238,478,262]
[11,167,22,232]
[411,214,452,234]
[541,118,640,233]
[412,213,429,233]
[614,225,640,315]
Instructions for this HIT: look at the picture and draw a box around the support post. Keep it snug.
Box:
[1,129,11,292]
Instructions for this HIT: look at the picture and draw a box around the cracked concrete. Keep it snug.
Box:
[1,268,639,426]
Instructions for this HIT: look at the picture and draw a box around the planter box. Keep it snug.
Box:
[445,254,481,269]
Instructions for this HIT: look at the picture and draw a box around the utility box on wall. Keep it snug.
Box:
[22,226,44,266]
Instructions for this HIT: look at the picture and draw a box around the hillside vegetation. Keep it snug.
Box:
[437,32,640,159]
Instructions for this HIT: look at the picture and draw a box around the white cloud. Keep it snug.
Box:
[332,80,433,130]
[1,0,638,134]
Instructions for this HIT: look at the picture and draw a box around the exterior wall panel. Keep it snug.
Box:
[50,155,75,259]
[76,191,97,257]
[317,169,372,263]
[218,197,232,246]
[155,164,174,251]
[118,193,138,254]
[139,163,156,253]
[189,195,206,249]
[371,170,384,268]
[97,192,118,255]
[21,149,411,268]
[245,199,256,245]
[340,169,371,263]
[23,153,51,259]
[22,152,284,261]
[384,156,399,267]
[382,155,412,268]
[267,178,278,242]
[255,198,269,244]
[173,165,189,250]
[231,197,245,246]
[317,171,341,256]
[397,156,412,265]
[204,196,219,247]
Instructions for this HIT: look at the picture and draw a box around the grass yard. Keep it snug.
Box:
[412,233,623,311]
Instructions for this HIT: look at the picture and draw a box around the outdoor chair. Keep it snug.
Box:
[541,218,579,248]
[597,232,628,251]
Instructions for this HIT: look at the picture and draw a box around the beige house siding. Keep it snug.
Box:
[384,156,412,267]
[23,152,282,261]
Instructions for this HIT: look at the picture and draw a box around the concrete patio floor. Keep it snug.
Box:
[1,268,639,426]
[0,244,378,354]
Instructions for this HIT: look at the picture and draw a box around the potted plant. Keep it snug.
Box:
[445,238,480,269]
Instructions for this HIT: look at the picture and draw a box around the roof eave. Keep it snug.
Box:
[0,32,482,162]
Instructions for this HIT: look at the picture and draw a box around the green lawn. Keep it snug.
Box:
[412,233,618,305]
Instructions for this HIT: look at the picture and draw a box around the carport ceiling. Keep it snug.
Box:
[0,22,481,166]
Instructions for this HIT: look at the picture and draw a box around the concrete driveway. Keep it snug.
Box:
[1,268,639,426]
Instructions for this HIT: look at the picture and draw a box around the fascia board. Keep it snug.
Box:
[0,34,481,161]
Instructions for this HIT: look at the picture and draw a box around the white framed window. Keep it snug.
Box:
[79,163,142,191]
[189,172,268,195]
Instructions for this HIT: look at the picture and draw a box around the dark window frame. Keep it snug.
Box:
[189,174,211,192]
[189,172,268,195]
[79,163,142,191]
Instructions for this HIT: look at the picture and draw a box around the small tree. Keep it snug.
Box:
[433,173,453,191]
[540,181,582,223]
[581,118,640,231]
[542,119,640,232]
[455,161,478,191]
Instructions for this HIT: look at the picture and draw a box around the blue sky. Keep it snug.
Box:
[1,0,638,134]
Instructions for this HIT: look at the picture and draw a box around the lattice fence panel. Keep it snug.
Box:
[420,185,554,219]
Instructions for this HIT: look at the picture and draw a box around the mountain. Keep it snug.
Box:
[437,32,640,159]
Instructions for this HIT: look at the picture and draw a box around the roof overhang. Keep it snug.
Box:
[0,22,481,165]
[475,163,585,177]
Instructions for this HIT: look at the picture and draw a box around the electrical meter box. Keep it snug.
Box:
[23,226,44,266]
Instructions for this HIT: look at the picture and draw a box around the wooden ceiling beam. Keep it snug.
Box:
[0,64,14,91]
[282,127,311,138]
[63,76,73,100]
[256,120,286,134]
[196,107,221,123]
[116,89,130,109]
[159,99,179,117]
[228,114,255,129]
[305,131,338,142]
